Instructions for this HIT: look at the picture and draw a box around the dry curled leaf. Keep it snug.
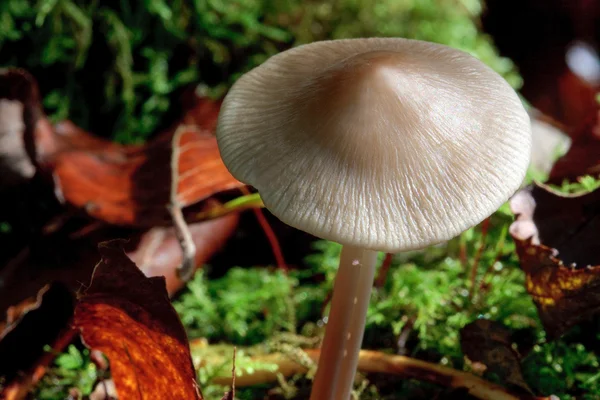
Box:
[549,107,600,184]
[0,283,74,388]
[483,1,600,129]
[0,68,242,226]
[126,210,239,295]
[73,240,202,400]
[50,125,242,227]
[0,98,34,186]
[460,319,532,395]
[0,69,48,187]
[510,184,600,337]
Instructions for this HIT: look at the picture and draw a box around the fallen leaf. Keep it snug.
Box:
[0,69,56,183]
[0,68,242,227]
[510,184,600,337]
[0,283,75,384]
[50,125,241,226]
[73,240,202,399]
[548,107,600,183]
[460,319,532,395]
[126,211,239,295]
[0,98,35,186]
[482,0,600,128]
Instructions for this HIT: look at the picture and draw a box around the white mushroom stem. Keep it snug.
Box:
[310,246,378,400]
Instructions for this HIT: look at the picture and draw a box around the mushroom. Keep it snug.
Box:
[216,38,531,400]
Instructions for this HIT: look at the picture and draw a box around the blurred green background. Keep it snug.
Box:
[0,0,519,143]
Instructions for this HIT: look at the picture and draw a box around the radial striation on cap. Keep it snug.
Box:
[216,38,532,252]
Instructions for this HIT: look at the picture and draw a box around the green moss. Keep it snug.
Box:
[174,268,299,345]
[522,337,600,399]
[35,201,600,398]
[1,0,519,143]
[549,175,600,195]
[34,345,98,400]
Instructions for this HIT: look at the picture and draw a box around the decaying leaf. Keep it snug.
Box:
[510,184,600,337]
[460,319,532,395]
[126,210,239,295]
[0,69,46,186]
[549,108,600,184]
[50,125,242,226]
[73,240,202,399]
[0,283,74,385]
[0,68,242,226]
[0,98,34,186]
[0,69,57,183]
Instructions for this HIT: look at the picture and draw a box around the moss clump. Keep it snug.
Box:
[34,345,98,400]
[0,0,518,143]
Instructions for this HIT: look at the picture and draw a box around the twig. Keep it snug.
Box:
[202,348,545,400]
[220,348,236,400]
[374,253,393,288]
[69,221,106,239]
[396,317,415,355]
[231,347,236,398]
[478,226,508,296]
[239,187,287,271]
[459,237,468,270]
[468,218,490,301]
[169,127,197,282]
[194,192,263,222]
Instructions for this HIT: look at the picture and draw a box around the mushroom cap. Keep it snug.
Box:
[216,38,532,252]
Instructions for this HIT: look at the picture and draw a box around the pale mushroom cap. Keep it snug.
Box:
[216,38,532,252]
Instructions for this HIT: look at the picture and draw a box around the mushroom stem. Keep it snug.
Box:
[310,246,378,400]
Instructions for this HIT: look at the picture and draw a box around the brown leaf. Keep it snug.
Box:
[549,107,600,184]
[0,98,34,186]
[460,320,532,395]
[483,1,600,128]
[0,69,49,187]
[126,211,239,295]
[0,68,242,226]
[50,125,242,226]
[0,283,75,385]
[73,240,202,400]
[509,184,600,337]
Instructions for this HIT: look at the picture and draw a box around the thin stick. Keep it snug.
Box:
[468,218,490,300]
[240,187,287,271]
[169,127,197,282]
[309,246,378,400]
[374,253,393,288]
[231,347,236,397]
[206,349,536,400]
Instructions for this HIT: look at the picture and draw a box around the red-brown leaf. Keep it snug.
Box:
[0,69,52,186]
[73,240,202,399]
[50,126,241,226]
[0,283,75,397]
[509,184,600,337]
[549,107,600,183]
[0,68,242,227]
[127,211,239,295]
